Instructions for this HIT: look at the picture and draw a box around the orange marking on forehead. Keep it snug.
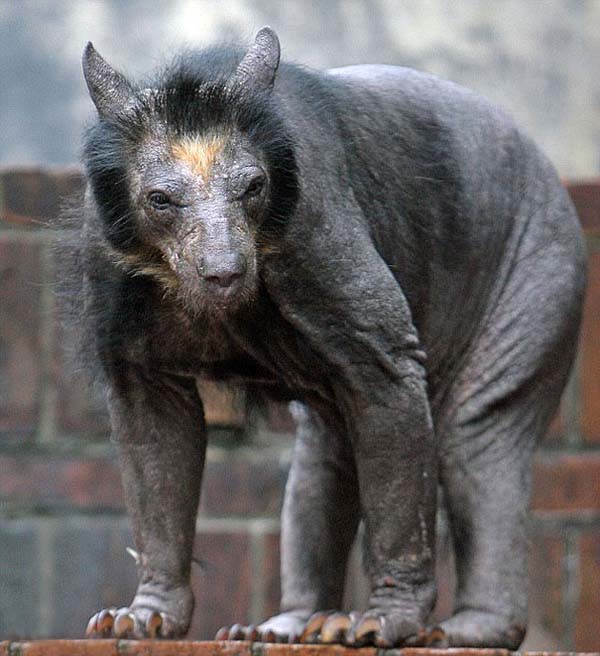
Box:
[171,134,225,179]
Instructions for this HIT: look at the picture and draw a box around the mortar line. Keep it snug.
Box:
[37,518,55,636]
[563,345,582,448]
[0,228,52,241]
[249,523,267,624]
[35,242,58,445]
[563,528,580,650]
[196,516,280,533]
[585,235,600,251]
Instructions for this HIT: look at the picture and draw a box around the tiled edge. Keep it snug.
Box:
[3,641,600,656]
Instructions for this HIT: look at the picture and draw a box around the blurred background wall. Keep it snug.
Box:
[2,0,600,175]
[1,0,599,652]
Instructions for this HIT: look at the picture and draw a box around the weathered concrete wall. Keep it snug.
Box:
[1,0,599,175]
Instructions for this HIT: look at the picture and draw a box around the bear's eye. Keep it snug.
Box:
[244,174,265,199]
[148,191,172,210]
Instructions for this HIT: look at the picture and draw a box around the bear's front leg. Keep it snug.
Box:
[342,367,439,647]
[86,364,206,639]
[278,352,439,648]
[258,219,442,647]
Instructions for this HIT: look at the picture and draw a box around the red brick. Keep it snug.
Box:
[266,402,296,434]
[52,293,110,437]
[531,453,600,513]
[0,642,7,656]
[197,381,246,428]
[200,457,286,517]
[543,410,563,443]
[431,534,456,624]
[541,388,570,444]
[575,532,600,651]
[402,651,513,656]
[529,534,565,639]
[117,640,251,656]
[262,531,282,620]
[0,169,83,228]
[206,644,252,656]
[260,646,376,656]
[0,236,44,437]
[3,641,596,655]
[0,455,124,511]
[581,251,600,443]
[54,366,111,437]
[17,640,118,656]
[188,532,253,640]
[567,180,600,236]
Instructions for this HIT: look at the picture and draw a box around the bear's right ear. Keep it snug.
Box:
[82,42,133,118]
[229,26,281,94]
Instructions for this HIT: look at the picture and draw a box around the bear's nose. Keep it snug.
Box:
[200,253,247,288]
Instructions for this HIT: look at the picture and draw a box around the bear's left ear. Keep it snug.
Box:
[82,42,134,118]
[230,26,281,93]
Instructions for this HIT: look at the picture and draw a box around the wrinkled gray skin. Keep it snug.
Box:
[79,28,586,648]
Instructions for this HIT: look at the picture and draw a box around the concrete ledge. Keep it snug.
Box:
[1,642,598,656]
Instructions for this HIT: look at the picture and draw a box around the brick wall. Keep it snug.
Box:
[0,170,598,651]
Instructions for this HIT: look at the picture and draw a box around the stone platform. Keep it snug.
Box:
[0,643,598,656]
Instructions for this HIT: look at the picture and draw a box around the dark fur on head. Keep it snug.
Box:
[84,48,298,249]
[57,37,302,389]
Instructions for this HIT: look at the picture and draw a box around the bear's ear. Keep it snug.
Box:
[230,26,281,93]
[82,42,133,118]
